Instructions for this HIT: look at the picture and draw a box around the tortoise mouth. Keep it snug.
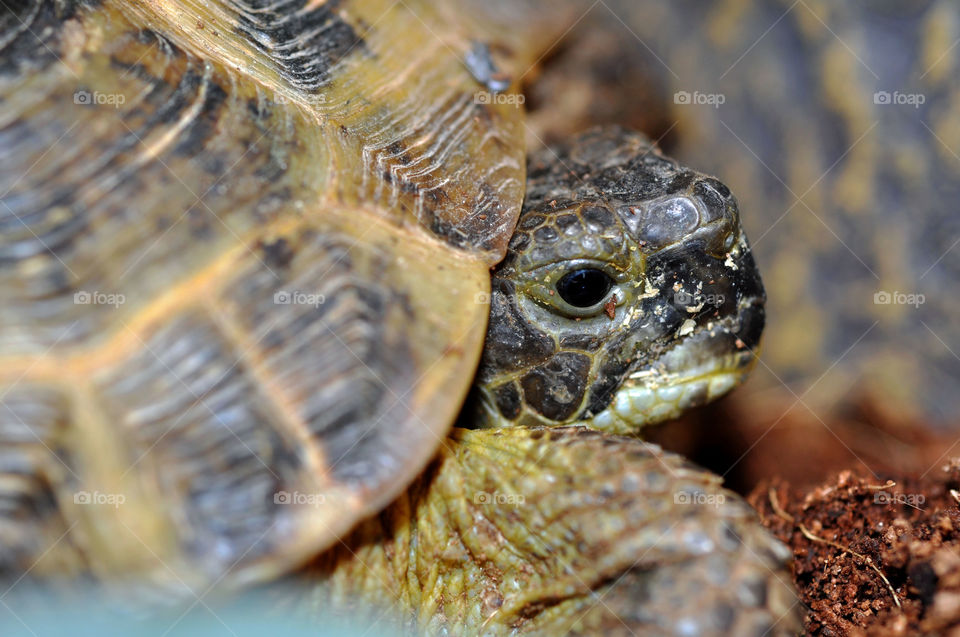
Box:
[587,297,763,433]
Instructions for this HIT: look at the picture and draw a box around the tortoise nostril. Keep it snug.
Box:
[690,178,740,257]
[693,178,737,226]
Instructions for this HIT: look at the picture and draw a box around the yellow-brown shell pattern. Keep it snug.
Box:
[0,0,570,588]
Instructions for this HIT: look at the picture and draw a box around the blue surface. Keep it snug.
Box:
[0,587,402,637]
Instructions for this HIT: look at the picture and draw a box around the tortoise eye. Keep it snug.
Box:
[556,268,613,308]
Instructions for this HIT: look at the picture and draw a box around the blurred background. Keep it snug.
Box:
[526,0,960,492]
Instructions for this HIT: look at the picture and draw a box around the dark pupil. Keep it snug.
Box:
[556,268,612,308]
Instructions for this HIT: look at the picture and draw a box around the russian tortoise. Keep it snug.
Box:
[0,1,797,635]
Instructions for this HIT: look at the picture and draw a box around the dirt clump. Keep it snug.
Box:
[749,463,960,636]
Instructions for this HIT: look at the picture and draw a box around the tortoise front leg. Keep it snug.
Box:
[301,426,801,636]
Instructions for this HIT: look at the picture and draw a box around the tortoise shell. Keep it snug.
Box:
[0,0,568,587]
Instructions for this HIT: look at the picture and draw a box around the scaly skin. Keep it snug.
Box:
[299,427,799,636]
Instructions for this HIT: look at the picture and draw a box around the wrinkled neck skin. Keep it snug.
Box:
[469,127,766,434]
[306,427,797,636]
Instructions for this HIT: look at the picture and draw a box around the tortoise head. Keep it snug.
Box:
[472,127,765,433]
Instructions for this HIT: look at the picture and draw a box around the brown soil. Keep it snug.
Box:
[648,384,960,636]
[752,467,960,636]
